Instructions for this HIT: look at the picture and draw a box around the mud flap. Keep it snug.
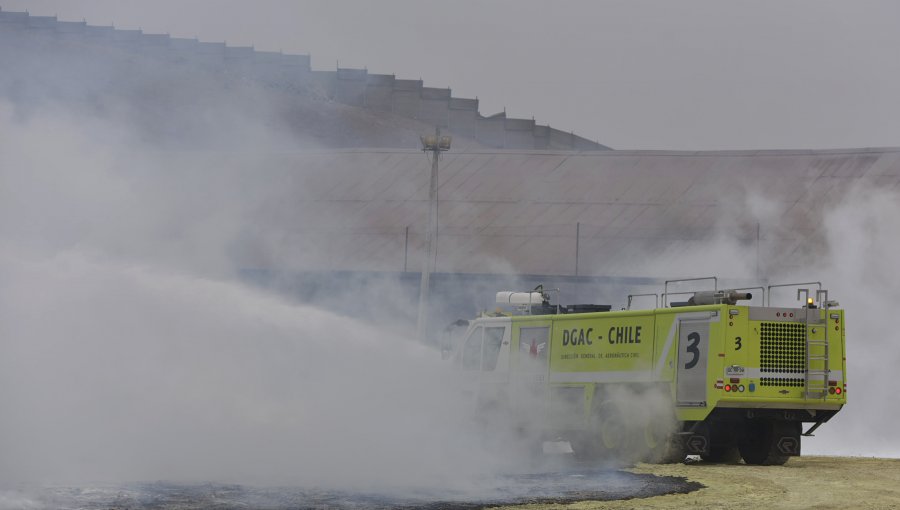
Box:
[774,422,802,456]
[680,426,710,456]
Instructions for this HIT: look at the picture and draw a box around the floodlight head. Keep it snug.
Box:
[421,135,438,150]
[421,134,451,151]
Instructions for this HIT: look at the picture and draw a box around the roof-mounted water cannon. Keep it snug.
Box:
[687,290,753,306]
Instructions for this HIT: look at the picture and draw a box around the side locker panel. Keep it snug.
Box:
[676,319,710,407]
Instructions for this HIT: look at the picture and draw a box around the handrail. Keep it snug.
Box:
[767,281,822,306]
[664,276,717,307]
[627,293,659,310]
[660,290,699,307]
[819,289,831,399]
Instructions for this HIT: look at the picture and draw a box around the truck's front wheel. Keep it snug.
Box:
[573,400,633,461]
[597,401,634,458]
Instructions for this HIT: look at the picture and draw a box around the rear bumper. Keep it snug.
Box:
[716,400,842,411]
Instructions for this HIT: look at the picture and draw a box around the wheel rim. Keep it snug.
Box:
[598,403,627,451]
[601,423,624,449]
[644,420,663,450]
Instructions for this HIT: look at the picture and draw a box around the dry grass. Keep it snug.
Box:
[496,456,900,510]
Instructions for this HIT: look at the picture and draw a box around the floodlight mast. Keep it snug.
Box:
[416,126,451,342]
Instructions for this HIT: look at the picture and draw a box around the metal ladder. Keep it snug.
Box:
[799,289,830,399]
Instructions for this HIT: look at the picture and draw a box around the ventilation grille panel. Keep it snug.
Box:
[759,322,806,387]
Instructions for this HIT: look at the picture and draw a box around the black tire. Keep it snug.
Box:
[648,435,687,464]
[574,400,634,462]
[701,445,742,464]
[597,401,635,459]
[642,417,684,464]
[738,420,792,466]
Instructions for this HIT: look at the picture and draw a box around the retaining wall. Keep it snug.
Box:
[0,8,609,150]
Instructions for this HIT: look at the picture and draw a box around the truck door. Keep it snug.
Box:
[461,325,484,372]
[510,325,551,423]
[459,320,511,408]
[676,319,710,407]
[480,324,510,379]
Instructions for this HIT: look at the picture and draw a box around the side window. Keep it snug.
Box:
[462,327,483,370]
[482,327,505,371]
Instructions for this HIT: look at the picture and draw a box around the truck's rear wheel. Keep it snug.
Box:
[701,445,742,463]
[574,400,634,461]
[642,418,665,452]
[641,415,684,463]
[645,434,687,464]
[738,420,793,466]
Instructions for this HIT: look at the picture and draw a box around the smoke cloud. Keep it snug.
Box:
[807,186,900,457]
[0,40,527,492]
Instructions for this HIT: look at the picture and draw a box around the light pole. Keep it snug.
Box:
[416,126,451,342]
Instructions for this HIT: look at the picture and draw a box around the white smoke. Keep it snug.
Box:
[0,248,501,487]
[800,186,900,457]
[0,93,528,490]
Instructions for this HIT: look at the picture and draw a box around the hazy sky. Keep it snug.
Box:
[3,0,899,150]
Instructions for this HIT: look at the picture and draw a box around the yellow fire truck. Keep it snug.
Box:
[449,279,846,465]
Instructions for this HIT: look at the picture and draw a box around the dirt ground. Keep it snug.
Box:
[498,456,900,510]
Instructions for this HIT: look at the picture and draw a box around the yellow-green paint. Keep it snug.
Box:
[549,311,655,374]
[498,304,847,429]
